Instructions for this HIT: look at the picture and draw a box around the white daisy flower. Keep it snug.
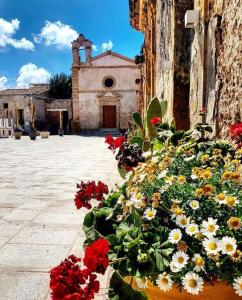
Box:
[192,254,205,272]
[171,251,189,270]
[144,207,157,220]
[157,170,167,179]
[137,173,146,183]
[203,238,220,255]
[156,273,173,292]
[143,151,152,159]
[136,277,148,289]
[124,171,133,181]
[191,174,198,180]
[201,218,219,237]
[233,276,242,296]
[151,156,159,163]
[176,215,190,228]
[170,262,180,273]
[168,229,182,244]
[182,272,204,295]
[117,194,126,204]
[189,200,200,210]
[220,236,237,255]
[186,223,199,236]
[130,193,144,209]
[184,155,196,161]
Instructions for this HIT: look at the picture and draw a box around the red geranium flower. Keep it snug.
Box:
[151,117,161,126]
[105,135,126,151]
[50,255,100,300]
[83,239,110,274]
[230,123,242,137]
[74,181,109,210]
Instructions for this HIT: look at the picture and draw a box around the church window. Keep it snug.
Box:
[103,76,115,89]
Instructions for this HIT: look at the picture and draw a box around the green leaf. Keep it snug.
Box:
[109,272,148,300]
[146,97,162,140]
[152,139,164,151]
[83,212,95,233]
[94,207,113,218]
[132,112,143,129]
[130,136,144,148]
[160,100,167,118]
[118,165,127,179]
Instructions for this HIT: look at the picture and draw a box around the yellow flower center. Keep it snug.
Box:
[173,233,180,240]
[208,242,217,250]
[161,278,169,285]
[195,257,204,266]
[226,244,234,252]
[227,196,235,206]
[175,208,183,216]
[208,224,216,232]
[190,226,196,233]
[181,218,188,225]
[177,257,184,264]
[188,279,198,288]
[217,193,225,201]
[147,211,154,217]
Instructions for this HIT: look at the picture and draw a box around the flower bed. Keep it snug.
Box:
[49,101,242,299]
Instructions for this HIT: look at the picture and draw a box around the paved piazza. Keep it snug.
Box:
[0,136,121,300]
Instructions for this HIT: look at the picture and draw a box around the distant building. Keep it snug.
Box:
[71,34,141,132]
[0,84,72,134]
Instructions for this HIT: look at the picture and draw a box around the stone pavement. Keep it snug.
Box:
[0,136,122,300]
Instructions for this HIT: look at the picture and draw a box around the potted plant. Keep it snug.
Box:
[40,130,50,139]
[58,128,64,136]
[14,127,23,140]
[49,121,242,300]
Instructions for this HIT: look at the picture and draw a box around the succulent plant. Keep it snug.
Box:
[116,142,144,171]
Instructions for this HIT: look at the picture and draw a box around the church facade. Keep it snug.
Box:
[71,35,141,132]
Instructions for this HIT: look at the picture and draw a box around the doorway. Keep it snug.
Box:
[103,106,116,128]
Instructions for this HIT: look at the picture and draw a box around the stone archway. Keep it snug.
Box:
[97,92,122,129]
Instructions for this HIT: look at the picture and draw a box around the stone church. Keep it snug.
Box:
[71,34,141,132]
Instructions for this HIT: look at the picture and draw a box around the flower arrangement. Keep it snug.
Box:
[50,119,242,299]
[50,239,110,300]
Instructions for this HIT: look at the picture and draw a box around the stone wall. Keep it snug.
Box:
[76,53,140,130]
[190,0,242,136]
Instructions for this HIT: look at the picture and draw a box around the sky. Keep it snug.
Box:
[0,0,143,89]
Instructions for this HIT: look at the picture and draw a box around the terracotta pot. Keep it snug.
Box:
[14,131,22,140]
[124,277,240,300]
[40,131,50,138]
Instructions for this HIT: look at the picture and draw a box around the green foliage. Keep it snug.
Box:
[146,97,162,140]
[109,272,148,300]
[48,73,72,99]
[132,112,143,130]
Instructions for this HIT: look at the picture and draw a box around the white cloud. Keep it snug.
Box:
[0,76,8,90]
[92,44,98,52]
[16,63,51,88]
[101,40,113,52]
[0,18,34,50]
[34,21,78,49]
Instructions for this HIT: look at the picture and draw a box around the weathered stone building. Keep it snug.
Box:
[71,34,141,132]
[0,84,72,133]
[129,0,242,135]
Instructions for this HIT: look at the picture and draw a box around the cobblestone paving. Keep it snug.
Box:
[0,136,121,300]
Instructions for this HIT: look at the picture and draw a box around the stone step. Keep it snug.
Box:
[79,129,122,137]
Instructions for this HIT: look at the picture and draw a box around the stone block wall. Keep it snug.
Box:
[190,0,242,136]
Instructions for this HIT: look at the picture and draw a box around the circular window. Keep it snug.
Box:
[103,76,116,89]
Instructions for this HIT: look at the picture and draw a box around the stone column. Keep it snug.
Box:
[85,46,92,63]
[71,66,80,133]
[72,47,80,65]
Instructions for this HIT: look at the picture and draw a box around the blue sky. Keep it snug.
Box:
[0,0,143,88]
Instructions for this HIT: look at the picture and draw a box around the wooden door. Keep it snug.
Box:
[103,106,116,128]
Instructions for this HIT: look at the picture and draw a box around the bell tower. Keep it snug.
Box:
[71,34,93,132]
